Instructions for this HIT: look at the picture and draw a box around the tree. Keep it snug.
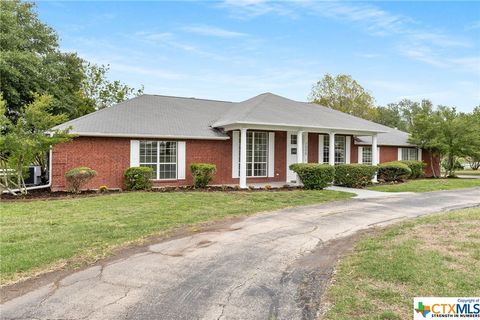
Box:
[373,104,406,131]
[408,102,442,177]
[373,99,432,132]
[309,74,376,120]
[82,63,144,111]
[0,1,143,120]
[0,94,72,195]
[464,106,480,170]
[0,0,88,120]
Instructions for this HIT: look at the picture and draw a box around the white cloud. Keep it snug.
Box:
[219,0,476,74]
[182,25,247,38]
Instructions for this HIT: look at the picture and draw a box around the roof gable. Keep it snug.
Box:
[212,93,389,133]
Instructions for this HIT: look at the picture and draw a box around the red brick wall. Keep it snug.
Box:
[52,132,288,191]
[52,137,130,191]
[378,146,399,163]
[350,142,440,177]
[52,133,441,191]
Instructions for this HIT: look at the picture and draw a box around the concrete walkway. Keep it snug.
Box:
[457,175,480,179]
[326,185,412,199]
[1,188,479,320]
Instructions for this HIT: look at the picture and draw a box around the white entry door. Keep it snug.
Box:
[286,132,308,183]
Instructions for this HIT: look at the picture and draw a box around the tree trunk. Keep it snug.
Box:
[447,153,455,177]
[430,152,437,178]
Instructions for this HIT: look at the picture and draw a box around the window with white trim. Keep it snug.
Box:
[401,147,418,161]
[362,146,372,164]
[139,141,177,179]
[247,131,268,177]
[323,135,347,164]
[238,131,269,177]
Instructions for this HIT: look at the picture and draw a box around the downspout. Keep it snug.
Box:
[1,148,53,194]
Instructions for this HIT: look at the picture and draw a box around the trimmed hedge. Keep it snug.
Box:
[378,162,411,182]
[65,167,97,193]
[398,160,425,178]
[334,164,377,188]
[289,163,334,190]
[190,163,217,188]
[124,167,154,190]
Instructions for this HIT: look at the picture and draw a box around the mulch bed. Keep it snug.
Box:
[1,185,303,202]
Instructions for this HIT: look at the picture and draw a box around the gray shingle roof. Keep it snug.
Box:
[53,92,413,145]
[211,93,389,133]
[356,127,414,146]
[53,95,233,139]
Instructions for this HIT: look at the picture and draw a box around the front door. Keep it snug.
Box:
[286,132,308,183]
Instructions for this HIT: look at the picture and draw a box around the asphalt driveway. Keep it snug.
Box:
[2,188,479,320]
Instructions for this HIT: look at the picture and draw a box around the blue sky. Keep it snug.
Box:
[37,1,480,112]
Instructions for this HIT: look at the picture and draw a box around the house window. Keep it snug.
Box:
[323,135,346,164]
[140,141,177,179]
[247,131,268,177]
[323,135,329,163]
[334,136,346,164]
[290,134,297,145]
[401,147,418,161]
[362,147,372,165]
[238,131,269,177]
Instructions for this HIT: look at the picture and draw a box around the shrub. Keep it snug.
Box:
[334,164,377,188]
[441,158,463,171]
[378,162,411,182]
[124,167,154,190]
[99,185,108,193]
[289,163,334,190]
[398,160,425,178]
[190,163,217,188]
[65,167,97,193]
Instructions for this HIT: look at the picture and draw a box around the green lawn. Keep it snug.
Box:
[323,207,480,320]
[0,190,352,285]
[368,178,480,192]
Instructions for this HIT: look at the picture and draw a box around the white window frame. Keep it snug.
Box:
[362,146,373,165]
[139,141,178,180]
[320,135,348,164]
[400,147,418,161]
[246,131,268,177]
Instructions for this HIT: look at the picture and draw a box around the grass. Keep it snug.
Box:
[0,189,352,285]
[322,207,480,320]
[368,178,480,192]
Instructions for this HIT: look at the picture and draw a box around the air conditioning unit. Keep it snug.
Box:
[25,166,42,186]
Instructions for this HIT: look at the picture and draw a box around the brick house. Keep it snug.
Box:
[51,93,439,191]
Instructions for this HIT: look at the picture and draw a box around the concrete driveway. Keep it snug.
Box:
[2,188,479,320]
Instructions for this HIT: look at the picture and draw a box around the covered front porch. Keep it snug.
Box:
[226,125,383,189]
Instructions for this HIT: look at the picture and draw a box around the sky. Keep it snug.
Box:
[37,1,480,112]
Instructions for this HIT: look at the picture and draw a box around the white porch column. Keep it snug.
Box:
[239,128,247,189]
[297,131,304,164]
[372,134,378,182]
[328,132,335,166]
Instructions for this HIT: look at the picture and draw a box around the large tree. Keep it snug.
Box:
[373,99,433,132]
[309,74,376,120]
[0,1,143,120]
[409,105,480,177]
[83,63,144,111]
[408,102,441,177]
[0,0,87,120]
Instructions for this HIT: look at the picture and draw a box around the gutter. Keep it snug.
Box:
[1,148,53,194]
